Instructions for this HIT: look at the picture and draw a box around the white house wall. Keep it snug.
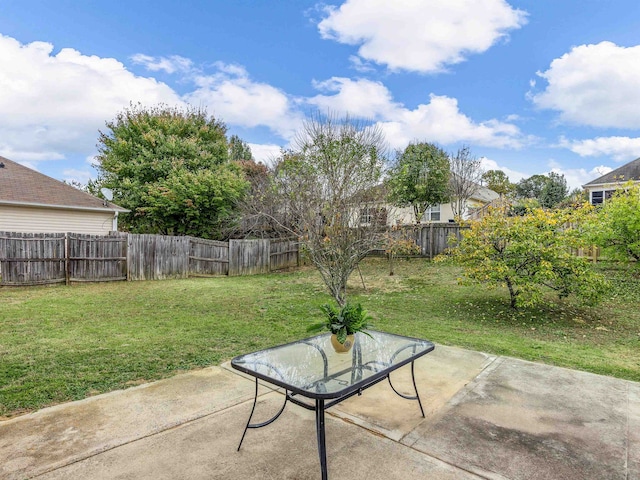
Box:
[0,205,116,234]
[584,180,640,205]
[390,202,456,225]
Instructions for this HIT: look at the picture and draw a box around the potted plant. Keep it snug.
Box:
[308,302,372,353]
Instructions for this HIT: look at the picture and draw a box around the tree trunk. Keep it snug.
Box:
[505,276,518,309]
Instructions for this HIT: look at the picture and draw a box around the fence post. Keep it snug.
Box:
[126,233,132,281]
[429,223,433,259]
[65,233,70,286]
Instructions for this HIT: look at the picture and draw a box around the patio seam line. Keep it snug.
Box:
[329,411,494,480]
[26,395,260,480]
[447,355,504,406]
[401,355,503,450]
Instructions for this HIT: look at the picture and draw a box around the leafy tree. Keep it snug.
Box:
[140,167,248,238]
[388,142,450,223]
[558,188,588,209]
[481,169,515,196]
[93,104,248,238]
[515,174,548,199]
[273,113,388,306]
[589,182,640,262]
[443,205,607,309]
[508,198,541,217]
[448,145,483,219]
[539,172,568,208]
[228,134,254,161]
[515,172,569,208]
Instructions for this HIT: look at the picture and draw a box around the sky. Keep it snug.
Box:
[1,0,640,191]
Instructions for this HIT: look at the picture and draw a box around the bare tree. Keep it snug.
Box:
[273,113,389,305]
[227,156,293,239]
[449,145,483,219]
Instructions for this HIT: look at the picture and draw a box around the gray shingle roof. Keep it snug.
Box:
[584,157,640,186]
[472,184,500,203]
[0,156,127,212]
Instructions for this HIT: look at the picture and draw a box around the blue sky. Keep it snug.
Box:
[1,0,640,190]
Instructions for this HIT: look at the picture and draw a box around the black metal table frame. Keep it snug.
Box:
[232,332,435,480]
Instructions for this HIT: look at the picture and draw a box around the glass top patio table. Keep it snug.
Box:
[231,330,435,400]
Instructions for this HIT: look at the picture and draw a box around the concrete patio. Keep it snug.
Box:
[1,345,638,480]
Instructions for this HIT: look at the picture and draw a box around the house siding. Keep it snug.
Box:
[0,205,116,234]
[584,181,638,205]
[391,203,456,224]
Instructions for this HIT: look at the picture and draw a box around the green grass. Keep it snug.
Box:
[1,258,639,418]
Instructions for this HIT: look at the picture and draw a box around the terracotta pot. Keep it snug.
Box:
[330,333,355,353]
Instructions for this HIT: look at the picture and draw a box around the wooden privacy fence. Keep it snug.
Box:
[571,245,601,263]
[388,223,466,258]
[0,232,67,286]
[0,232,299,286]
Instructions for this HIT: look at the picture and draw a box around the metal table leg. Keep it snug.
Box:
[387,360,425,417]
[315,398,328,480]
[237,378,288,451]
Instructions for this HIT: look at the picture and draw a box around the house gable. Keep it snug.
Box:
[583,157,640,205]
[0,156,126,213]
[0,156,127,234]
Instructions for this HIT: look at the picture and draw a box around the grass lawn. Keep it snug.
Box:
[1,258,639,418]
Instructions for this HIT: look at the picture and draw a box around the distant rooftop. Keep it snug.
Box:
[0,156,127,212]
[584,157,640,187]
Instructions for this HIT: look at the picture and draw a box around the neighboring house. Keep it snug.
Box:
[360,183,499,226]
[583,157,640,205]
[0,156,128,234]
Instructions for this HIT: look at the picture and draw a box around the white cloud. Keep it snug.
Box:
[62,168,93,185]
[308,77,399,119]
[0,35,303,165]
[479,157,528,183]
[184,63,302,140]
[378,94,526,149]
[247,143,283,166]
[318,0,527,73]
[480,157,614,191]
[531,42,640,128]
[130,54,193,74]
[558,136,640,162]
[0,144,64,162]
[0,34,183,162]
[306,78,527,150]
[348,55,375,73]
[547,160,613,190]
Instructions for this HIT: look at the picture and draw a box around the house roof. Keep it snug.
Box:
[471,184,499,203]
[583,157,640,187]
[449,172,499,203]
[0,156,128,213]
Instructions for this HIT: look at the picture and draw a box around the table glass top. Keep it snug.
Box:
[231,330,434,398]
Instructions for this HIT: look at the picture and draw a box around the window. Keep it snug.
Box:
[422,204,441,222]
[590,189,617,205]
[359,207,387,226]
[360,207,374,224]
[591,191,603,205]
